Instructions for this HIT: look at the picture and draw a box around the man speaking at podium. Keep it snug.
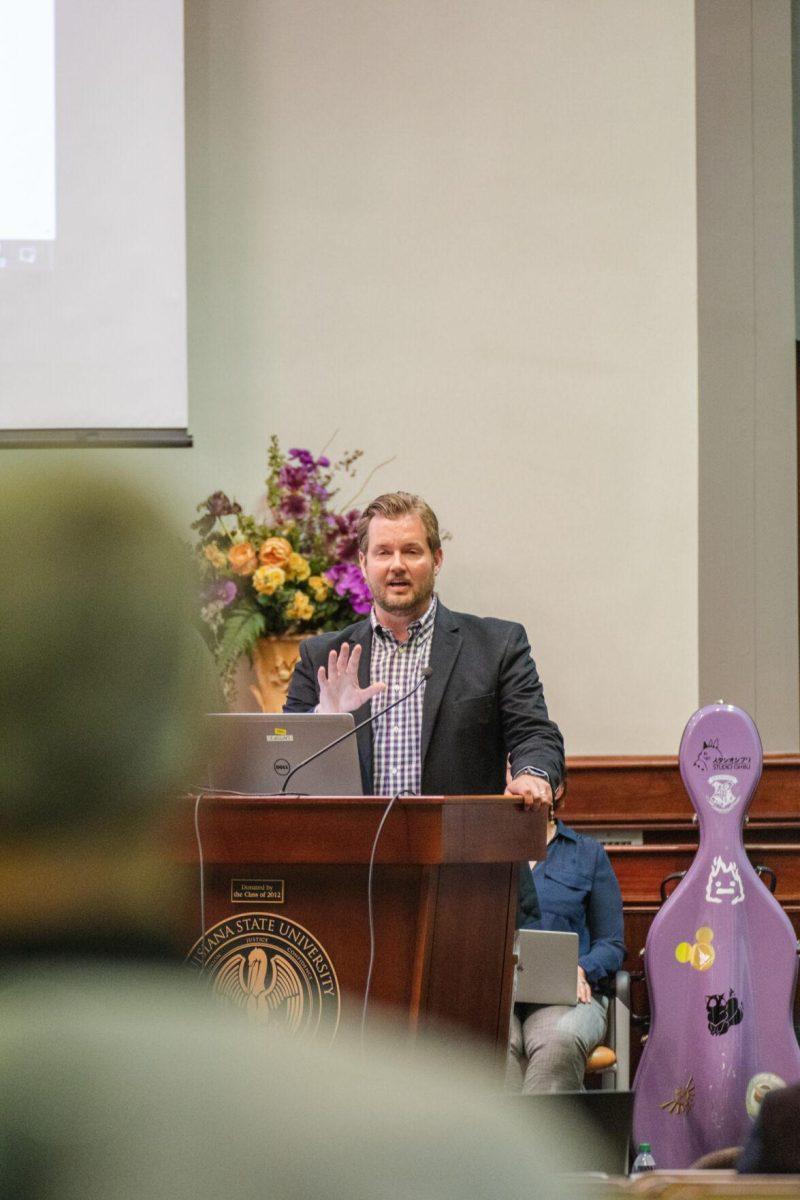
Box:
[285,492,563,806]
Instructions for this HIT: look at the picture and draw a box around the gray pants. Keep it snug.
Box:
[505,996,609,1093]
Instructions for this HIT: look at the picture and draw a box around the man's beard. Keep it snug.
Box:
[370,571,435,616]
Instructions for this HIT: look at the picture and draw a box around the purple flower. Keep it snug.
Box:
[330,509,361,562]
[205,579,238,607]
[326,562,372,614]
[340,509,361,533]
[280,492,310,521]
[336,532,359,562]
[206,491,241,517]
[325,563,349,588]
[278,464,310,491]
[288,448,330,471]
[349,586,373,615]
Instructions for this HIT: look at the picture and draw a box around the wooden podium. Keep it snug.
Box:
[177,794,545,1050]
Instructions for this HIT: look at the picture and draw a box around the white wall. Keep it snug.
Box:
[182,0,700,755]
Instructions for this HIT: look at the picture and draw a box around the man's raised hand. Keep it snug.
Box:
[316,642,386,714]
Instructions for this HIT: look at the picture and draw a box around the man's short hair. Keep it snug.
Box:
[357,492,441,555]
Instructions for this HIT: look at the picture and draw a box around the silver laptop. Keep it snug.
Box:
[204,713,363,796]
[513,929,579,1006]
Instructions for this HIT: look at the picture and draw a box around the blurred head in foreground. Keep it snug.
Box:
[0,462,210,945]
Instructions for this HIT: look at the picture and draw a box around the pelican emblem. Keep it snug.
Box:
[187,913,341,1044]
[214,948,304,1033]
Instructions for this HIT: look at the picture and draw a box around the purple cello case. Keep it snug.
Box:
[632,703,800,1167]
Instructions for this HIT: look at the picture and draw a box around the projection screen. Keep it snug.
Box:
[0,0,190,447]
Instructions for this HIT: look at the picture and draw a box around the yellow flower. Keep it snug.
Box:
[228,541,258,576]
[308,575,330,602]
[252,565,286,595]
[285,591,315,622]
[258,536,293,568]
[286,552,311,582]
[203,543,228,570]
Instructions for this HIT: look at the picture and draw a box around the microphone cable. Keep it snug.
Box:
[192,790,208,971]
[191,787,310,975]
[360,787,416,1049]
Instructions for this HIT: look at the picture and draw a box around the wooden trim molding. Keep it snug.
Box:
[564,754,800,824]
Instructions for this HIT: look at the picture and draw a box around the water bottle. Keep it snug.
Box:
[631,1143,656,1174]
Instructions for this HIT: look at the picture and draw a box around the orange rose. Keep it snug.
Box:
[228,541,258,576]
[258,536,293,568]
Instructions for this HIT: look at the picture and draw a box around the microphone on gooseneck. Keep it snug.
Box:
[280,666,433,794]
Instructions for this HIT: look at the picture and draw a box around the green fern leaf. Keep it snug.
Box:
[217,609,266,668]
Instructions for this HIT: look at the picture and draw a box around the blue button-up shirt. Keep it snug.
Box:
[518,820,626,986]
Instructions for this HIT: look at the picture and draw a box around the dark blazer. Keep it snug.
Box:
[284,601,564,796]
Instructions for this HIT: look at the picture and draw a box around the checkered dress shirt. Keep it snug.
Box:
[370,596,436,796]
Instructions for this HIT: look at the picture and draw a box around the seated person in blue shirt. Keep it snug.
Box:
[506,773,626,1093]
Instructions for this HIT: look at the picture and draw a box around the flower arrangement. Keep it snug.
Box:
[193,438,378,691]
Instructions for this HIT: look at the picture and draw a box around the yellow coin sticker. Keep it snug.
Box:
[675,927,716,970]
[691,941,715,971]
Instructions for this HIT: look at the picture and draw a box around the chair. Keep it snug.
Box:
[585,969,630,1091]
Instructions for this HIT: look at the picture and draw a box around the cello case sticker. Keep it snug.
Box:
[707,774,740,813]
[693,739,719,771]
[660,1077,696,1116]
[692,737,752,774]
[745,1073,786,1119]
[705,857,745,905]
[706,989,744,1036]
[674,927,715,971]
